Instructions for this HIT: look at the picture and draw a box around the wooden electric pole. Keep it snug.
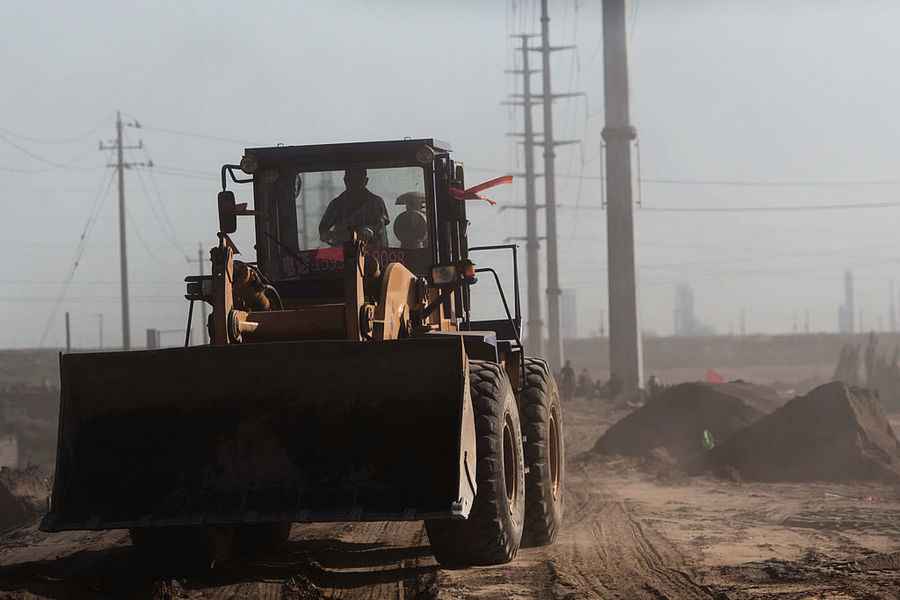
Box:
[504,33,544,356]
[503,34,545,355]
[99,111,147,350]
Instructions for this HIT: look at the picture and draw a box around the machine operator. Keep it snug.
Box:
[319,167,389,247]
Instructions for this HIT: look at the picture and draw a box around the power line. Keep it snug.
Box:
[128,140,189,261]
[468,165,900,187]
[0,114,112,144]
[641,177,900,187]
[138,124,256,146]
[3,295,186,303]
[125,202,171,267]
[148,167,218,181]
[639,201,900,213]
[38,169,116,346]
[0,133,98,170]
[0,280,178,286]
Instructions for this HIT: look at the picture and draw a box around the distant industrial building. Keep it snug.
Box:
[673,283,715,336]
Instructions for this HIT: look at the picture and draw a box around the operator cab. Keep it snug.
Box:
[242,139,447,306]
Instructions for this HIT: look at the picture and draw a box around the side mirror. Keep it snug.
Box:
[218,191,255,234]
[218,191,237,234]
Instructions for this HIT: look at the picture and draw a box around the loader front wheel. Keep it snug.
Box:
[425,360,525,566]
[520,357,565,547]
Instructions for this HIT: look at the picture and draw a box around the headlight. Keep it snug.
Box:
[431,265,457,286]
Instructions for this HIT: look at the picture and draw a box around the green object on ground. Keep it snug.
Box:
[702,429,715,451]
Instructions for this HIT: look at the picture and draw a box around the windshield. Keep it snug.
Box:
[255,165,432,279]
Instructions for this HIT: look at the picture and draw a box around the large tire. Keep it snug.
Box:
[520,357,565,547]
[425,360,525,566]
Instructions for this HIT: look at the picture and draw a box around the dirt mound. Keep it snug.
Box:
[0,478,32,531]
[4,415,57,466]
[709,382,900,482]
[709,380,786,413]
[592,381,776,463]
[0,466,48,531]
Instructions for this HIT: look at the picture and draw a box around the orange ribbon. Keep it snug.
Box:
[449,175,513,206]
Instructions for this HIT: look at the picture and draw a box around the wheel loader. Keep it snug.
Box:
[41,138,564,566]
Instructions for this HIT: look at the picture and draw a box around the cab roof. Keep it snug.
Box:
[244,138,452,172]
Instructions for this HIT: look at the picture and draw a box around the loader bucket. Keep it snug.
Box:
[41,337,477,531]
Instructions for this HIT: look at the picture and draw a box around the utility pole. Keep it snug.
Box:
[97,313,103,349]
[602,0,644,392]
[65,312,71,353]
[504,33,544,356]
[99,111,146,350]
[533,0,582,371]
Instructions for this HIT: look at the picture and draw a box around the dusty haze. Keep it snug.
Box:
[2,0,900,348]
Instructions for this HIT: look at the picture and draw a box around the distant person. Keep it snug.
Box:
[560,360,576,402]
[576,368,593,398]
[319,167,389,247]
[647,375,662,399]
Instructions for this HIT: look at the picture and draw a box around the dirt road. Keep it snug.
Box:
[2,399,900,599]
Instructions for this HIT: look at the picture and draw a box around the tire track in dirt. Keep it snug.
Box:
[186,521,435,600]
[287,521,435,600]
[430,462,716,600]
[544,464,716,600]
[0,521,435,600]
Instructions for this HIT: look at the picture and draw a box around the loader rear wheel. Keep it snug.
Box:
[425,360,525,566]
[520,357,565,547]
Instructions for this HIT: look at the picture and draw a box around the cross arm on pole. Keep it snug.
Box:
[528,45,577,52]
[551,92,586,100]
[499,204,548,212]
[501,100,543,107]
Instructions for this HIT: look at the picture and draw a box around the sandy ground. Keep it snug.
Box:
[2,399,900,599]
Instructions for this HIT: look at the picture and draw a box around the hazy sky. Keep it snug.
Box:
[3,0,900,349]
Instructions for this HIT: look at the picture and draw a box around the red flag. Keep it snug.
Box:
[705,369,724,384]
[449,175,514,205]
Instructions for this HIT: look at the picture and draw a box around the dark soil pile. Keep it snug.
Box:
[0,466,49,531]
[593,381,778,464]
[709,382,900,482]
[707,380,786,413]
